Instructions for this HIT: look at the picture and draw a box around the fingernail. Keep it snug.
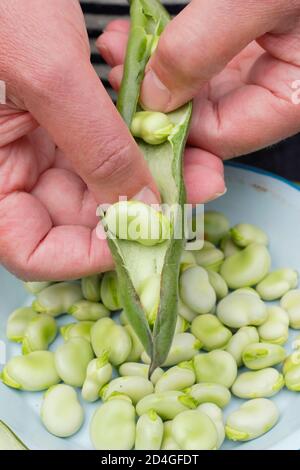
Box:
[140,69,171,111]
[97,40,114,67]
[132,186,160,205]
[205,187,227,203]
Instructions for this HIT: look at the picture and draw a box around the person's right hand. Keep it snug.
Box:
[100,0,300,159]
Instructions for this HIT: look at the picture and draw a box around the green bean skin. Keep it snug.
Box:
[193,351,238,389]
[60,321,94,343]
[230,223,268,248]
[195,244,224,271]
[281,289,300,329]
[54,338,94,387]
[187,383,231,409]
[24,281,52,295]
[22,314,57,354]
[232,368,284,399]
[179,266,216,314]
[242,342,286,370]
[136,391,196,420]
[118,362,164,385]
[82,355,113,403]
[283,351,300,391]
[154,362,196,393]
[258,306,289,345]
[225,326,259,366]
[68,300,109,322]
[101,376,154,405]
[100,272,122,311]
[191,314,232,351]
[256,268,298,301]
[204,211,230,245]
[161,421,180,450]
[131,111,174,145]
[206,269,228,300]
[197,403,225,449]
[217,291,267,329]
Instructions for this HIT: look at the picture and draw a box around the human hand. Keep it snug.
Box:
[0,0,162,281]
[99,0,300,159]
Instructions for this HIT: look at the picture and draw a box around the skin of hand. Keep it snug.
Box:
[0,0,225,282]
[98,0,300,161]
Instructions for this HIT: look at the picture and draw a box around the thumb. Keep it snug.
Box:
[24,61,159,205]
[140,0,285,112]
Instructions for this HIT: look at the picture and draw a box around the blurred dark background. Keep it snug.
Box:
[81,0,300,182]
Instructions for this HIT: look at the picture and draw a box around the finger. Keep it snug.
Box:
[184,147,226,204]
[96,31,128,67]
[0,191,113,281]
[139,0,286,112]
[0,106,38,147]
[108,65,124,91]
[104,19,130,33]
[31,168,98,228]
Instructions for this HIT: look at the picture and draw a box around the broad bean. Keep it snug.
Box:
[242,342,286,370]
[217,292,267,329]
[193,350,237,388]
[256,268,298,301]
[22,314,57,354]
[155,361,196,392]
[187,382,231,408]
[232,368,284,399]
[82,354,113,402]
[54,337,94,387]
[68,300,109,321]
[191,314,232,351]
[179,266,216,314]
[225,327,259,366]
[32,282,83,317]
[135,411,164,450]
[101,376,154,404]
[171,410,218,450]
[136,391,196,420]
[91,318,132,365]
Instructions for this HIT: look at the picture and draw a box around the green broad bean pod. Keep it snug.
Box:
[135,411,164,450]
[186,383,231,409]
[230,223,268,247]
[141,333,201,367]
[118,362,164,385]
[225,399,279,442]
[101,376,154,405]
[216,291,267,329]
[225,326,259,366]
[82,355,113,402]
[1,351,60,391]
[242,342,286,370]
[232,368,284,399]
[197,403,225,449]
[0,421,27,450]
[60,321,94,343]
[161,421,180,450]
[100,271,122,311]
[171,410,218,450]
[193,350,238,388]
[256,268,298,301]
[191,314,232,351]
[136,391,197,420]
[6,307,38,343]
[124,324,144,362]
[258,306,289,345]
[154,361,196,393]
[131,111,174,145]
[194,243,224,271]
[81,275,101,302]
[204,211,230,245]
[41,384,84,438]
[24,281,52,295]
[90,397,136,450]
[281,289,300,329]
[283,351,300,391]
[68,300,109,322]
[220,243,271,289]
[103,200,171,247]
[220,234,241,258]
[206,269,228,300]
[22,314,57,354]
[54,337,94,387]
[32,282,83,317]
[179,266,216,314]
[91,318,132,365]
[139,274,160,326]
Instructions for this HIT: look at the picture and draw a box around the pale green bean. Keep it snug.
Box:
[220,234,241,258]
[54,337,94,387]
[118,362,164,385]
[91,318,132,365]
[220,243,271,289]
[206,269,228,300]
[82,354,113,402]
[90,397,136,450]
[256,268,298,301]
[68,300,109,321]
[179,266,216,314]
[281,289,300,329]
[41,384,84,437]
[161,421,180,450]
[32,282,83,317]
[195,243,224,271]
[1,351,60,391]
[191,314,232,351]
[193,350,237,388]
[186,382,231,408]
[135,411,164,450]
[139,274,160,326]
[24,281,52,294]
[22,314,57,354]
[283,351,300,391]
[81,275,101,302]
[60,321,94,343]
[225,326,259,366]
[101,376,154,404]
[171,410,218,450]
[225,399,279,441]
[232,368,284,399]
[217,291,267,329]
[258,306,289,345]
[155,361,195,392]
[100,271,122,311]
[131,111,174,145]
[242,342,286,370]
[204,211,230,245]
[124,324,144,362]
[136,391,196,420]
[177,297,198,322]
[230,223,268,247]
[197,403,225,449]
[6,307,38,343]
